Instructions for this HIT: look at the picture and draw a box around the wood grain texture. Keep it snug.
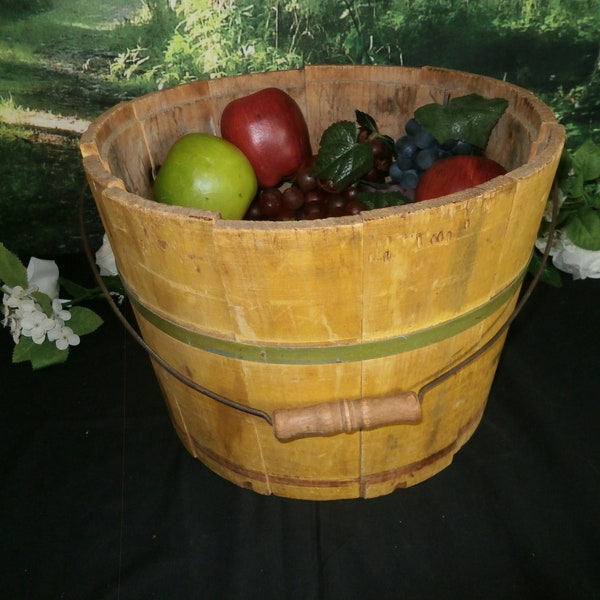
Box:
[81,65,565,499]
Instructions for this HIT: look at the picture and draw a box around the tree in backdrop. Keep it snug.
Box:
[110,0,599,142]
[0,0,52,16]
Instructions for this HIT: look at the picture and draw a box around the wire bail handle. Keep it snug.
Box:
[79,182,560,441]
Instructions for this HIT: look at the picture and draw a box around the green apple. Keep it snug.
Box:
[153,133,258,219]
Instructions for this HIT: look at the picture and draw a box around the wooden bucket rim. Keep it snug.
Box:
[80,64,565,231]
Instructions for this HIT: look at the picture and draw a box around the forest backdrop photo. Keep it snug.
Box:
[1,3,600,598]
[1,0,599,257]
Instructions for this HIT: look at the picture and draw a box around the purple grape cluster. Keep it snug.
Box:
[389,118,477,190]
[243,132,394,220]
[244,158,368,220]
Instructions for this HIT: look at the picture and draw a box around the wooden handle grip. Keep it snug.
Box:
[272,392,421,441]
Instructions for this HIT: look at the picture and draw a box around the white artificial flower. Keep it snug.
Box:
[51,298,72,321]
[19,296,37,314]
[6,312,22,343]
[536,230,600,280]
[2,284,32,309]
[552,241,600,280]
[3,303,31,343]
[20,309,56,344]
[95,234,119,277]
[535,231,561,257]
[47,322,80,350]
[27,257,60,299]
[1,256,83,350]
[1,285,37,339]
[2,274,63,344]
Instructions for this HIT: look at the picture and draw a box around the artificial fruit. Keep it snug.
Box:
[153,133,257,219]
[414,154,507,202]
[220,87,312,188]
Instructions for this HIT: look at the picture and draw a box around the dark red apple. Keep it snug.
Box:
[414,155,507,202]
[220,87,312,188]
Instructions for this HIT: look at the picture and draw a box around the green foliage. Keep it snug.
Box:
[313,120,373,190]
[128,0,600,97]
[109,0,179,83]
[556,139,600,250]
[528,249,563,287]
[11,335,70,369]
[146,0,305,88]
[0,244,104,369]
[541,75,600,148]
[566,206,600,250]
[358,190,410,210]
[492,0,600,37]
[0,0,52,17]
[103,0,600,226]
[67,306,104,336]
[0,123,104,256]
[0,242,28,288]
[533,136,600,283]
[414,95,508,149]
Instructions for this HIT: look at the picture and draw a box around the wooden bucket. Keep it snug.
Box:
[80,65,564,500]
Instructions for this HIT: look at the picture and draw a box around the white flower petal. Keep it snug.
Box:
[51,298,72,321]
[27,257,60,299]
[95,234,119,277]
[535,230,566,257]
[552,243,600,279]
[31,332,47,344]
[3,285,30,308]
[47,326,60,341]
[55,337,69,350]
[21,309,55,342]
[49,324,80,350]
[67,332,80,347]
[20,297,37,313]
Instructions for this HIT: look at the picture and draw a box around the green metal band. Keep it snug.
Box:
[128,269,525,365]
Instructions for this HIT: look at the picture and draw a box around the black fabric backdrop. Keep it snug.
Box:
[1,255,599,600]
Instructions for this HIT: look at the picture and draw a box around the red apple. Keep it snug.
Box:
[414,155,507,202]
[220,87,312,188]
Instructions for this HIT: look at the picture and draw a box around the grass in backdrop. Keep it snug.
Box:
[0,118,103,256]
[0,0,154,118]
[0,0,599,258]
[0,0,154,257]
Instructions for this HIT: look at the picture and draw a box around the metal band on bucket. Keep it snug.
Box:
[127,268,525,365]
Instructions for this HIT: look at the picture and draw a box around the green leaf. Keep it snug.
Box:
[12,337,69,369]
[30,343,69,370]
[59,277,96,300]
[355,109,378,134]
[68,306,104,336]
[378,133,396,157]
[31,291,53,316]
[0,242,27,289]
[414,94,509,148]
[559,166,585,199]
[313,120,374,190]
[528,250,563,287]
[565,206,600,250]
[59,275,125,303]
[573,139,600,182]
[358,190,411,210]
[584,181,600,209]
[316,120,358,158]
[102,275,126,296]
[555,148,574,181]
[12,336,36,363]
